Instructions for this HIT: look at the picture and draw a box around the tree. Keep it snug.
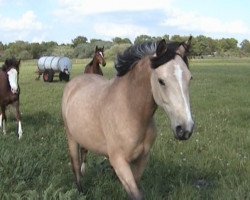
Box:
[219,38,238,52]
[162,34,170,42]
[18,50,32,60]
[105,43,131,61]
[0,42,4,51]
[39,41,58,56]
[134,35,154,44]
[240,39,250,53]
[30,43,44,59]
[112,37,132,44]
[52,45,74,58]
[72,36,88,48]
[170,35,184,42]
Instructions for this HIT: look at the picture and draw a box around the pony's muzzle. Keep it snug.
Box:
[175,123,194,140]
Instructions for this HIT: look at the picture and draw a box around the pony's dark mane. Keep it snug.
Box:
[115,42,157,76]
[115,40,188,76]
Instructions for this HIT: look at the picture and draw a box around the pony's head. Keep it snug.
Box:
[150,37,194,140]
[115,37,194,140]
[2,57,21,94]
[95,46,106,67]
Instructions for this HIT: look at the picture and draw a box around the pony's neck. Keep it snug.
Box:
[93,57,101,67]
[118,58,157,120]
[86,59,101,73]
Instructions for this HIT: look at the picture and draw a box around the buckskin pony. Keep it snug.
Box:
[62,37,194,199]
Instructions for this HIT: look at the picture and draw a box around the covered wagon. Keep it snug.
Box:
[37,56,72,82]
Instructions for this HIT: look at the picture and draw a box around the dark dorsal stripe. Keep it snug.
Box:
[115,40,188,76]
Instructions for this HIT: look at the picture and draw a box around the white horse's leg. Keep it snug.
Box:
[18,121,23,139]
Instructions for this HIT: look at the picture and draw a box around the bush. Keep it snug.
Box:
[105,44,131,61]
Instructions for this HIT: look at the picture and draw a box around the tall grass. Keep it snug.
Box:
[0,58,249,199]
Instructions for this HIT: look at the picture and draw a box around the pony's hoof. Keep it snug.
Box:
[18,132,23,139]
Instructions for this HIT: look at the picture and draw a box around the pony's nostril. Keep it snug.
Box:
[176,125,184,136]
[175,126,182,135]
[175,125,192,140]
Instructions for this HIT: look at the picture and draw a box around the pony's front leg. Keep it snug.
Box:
[0,108,7,135]
[17,120,23,139]
[132,121,157,184]
[110,156,143,200]
[14,102,23,139]
[132,152,150,185]
[0,113,2,130]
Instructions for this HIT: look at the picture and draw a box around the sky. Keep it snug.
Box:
[0,0,249,44]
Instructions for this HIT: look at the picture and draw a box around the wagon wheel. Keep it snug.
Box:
[59,72,63,81]
[64,74,70,82]
[43,69,54,82]
[59,72,70,82]
[43,70,49,82]
[47,69,54,82]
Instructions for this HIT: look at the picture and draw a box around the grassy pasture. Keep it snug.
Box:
[0,58,250,200]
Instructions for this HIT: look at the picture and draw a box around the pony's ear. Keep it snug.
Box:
[102,46,104,51]
[95,46,98,52]
[186,36,192,46]
[18,59,21,67]
[184,36,192,52]
[5,58,10,66]
[156,39,167,57]
[177,36,192,57]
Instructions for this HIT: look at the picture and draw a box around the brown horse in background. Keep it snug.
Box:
[62,37,194,199]
[0,57,23,139]
[84,46,106,75]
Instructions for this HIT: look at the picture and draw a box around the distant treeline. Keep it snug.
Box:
[0,34,250,61]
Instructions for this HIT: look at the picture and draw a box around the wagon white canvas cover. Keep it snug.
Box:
[37,56,72,73]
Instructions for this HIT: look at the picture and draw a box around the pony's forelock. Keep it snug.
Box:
[2,57,20,72]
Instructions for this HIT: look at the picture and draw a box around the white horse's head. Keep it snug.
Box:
[151,37,194,140]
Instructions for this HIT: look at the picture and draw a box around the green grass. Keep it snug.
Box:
[0,58,250,199]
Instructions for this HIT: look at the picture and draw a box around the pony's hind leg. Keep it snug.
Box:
[67,136,83,192]
[80,147,88,176]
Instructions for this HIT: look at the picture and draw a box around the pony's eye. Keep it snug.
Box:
[158,78,165,86]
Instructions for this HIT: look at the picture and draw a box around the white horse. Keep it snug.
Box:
[62,37,194,199]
